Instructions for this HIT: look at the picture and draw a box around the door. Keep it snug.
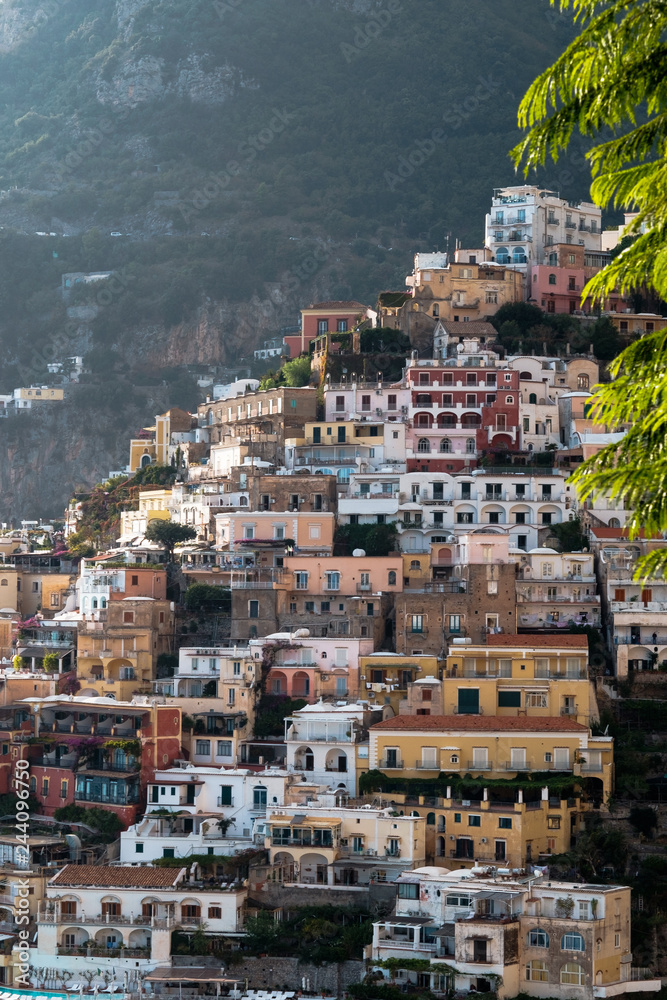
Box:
[458,689,479,715]
[186,784,195,804]
[510,747,527,770]
[472,747,489,770]
[495,840,506,861]
[456,838,474,859]
[473,940,488,963]
[386,748,398,768]
[553,747,570,770]
[421,747,437,769]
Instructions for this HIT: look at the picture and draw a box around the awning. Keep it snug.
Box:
[17,644,74,659]
[144,970,241,984]
[383,916,430,926]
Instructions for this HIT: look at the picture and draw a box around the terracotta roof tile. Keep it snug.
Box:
[50,865,183,888]
[371,715,587,733]
[485,634,588,648]
[306,301,369,310]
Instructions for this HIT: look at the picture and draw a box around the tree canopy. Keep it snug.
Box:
[144,519,197,560]
[513,0,667,579]
[512,0,667,304]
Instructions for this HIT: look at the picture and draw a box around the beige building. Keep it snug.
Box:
[369,714,612,801]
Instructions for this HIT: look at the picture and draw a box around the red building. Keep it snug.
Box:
[286,300,372,357]
[406,362,521,472]
[26,696,182,828]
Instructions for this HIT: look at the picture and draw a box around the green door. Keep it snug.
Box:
[457,688,479,714]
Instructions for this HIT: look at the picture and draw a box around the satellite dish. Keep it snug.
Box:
[352,548,366,557]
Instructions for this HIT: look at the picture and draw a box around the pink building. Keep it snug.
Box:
[250,632,375,701]
[528,243,627,315]
[278,555,404,598]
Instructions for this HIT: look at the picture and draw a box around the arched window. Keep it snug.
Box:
[0,580,7,586]
[239,496,248,506]
[526,960,548,982]
[496,247,509,264]
[549,273,557,285]
[528,929,549,948]
[561,963,585,985]
[426,812,435,825]
[562,933,585,952]
[609,517,621,529]
[433,304,439,317]
[520,371,532,380]
[577,373,590,390]
[416,414,431,427]
[529,393,537,404]
[388,571,397,585]
[92,598,98,610]
[440,438,452,453]
[466,438,476,453]
[506,395,514,404]
[450,754,459,764]
[410,560,421,570]
[417,438,430,453]
[513,247,526,263]
[141,454,152,468]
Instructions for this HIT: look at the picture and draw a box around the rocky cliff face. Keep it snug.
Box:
[0,389,169,522]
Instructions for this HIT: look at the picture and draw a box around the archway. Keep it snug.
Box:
[292,671,310,698]
[325,748,348,773]
[299,852,329,885]
[294,746,314,771]
[270,670,288,695]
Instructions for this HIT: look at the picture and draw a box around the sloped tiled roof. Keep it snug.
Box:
[371,715,586,733]
[485,634,588,648]
[50,865,183,888]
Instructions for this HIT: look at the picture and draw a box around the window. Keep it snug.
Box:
[417,438,430,453]
[195,740,211,755]
[182,904,201,921]
[526,692,548,708]
[273,524,285,540]
[42,778,49,796]
[337,319,348,332]
[326,572,340,591]
[411,615,424,634]
[548,817,561,830]
[248,600,259,619]
[548,273,557,285]
[449,614,461,633]
[542,512,552,525]
[217,740,232,757]
[498,817,512,830]
[123,611,134,624]
[398,882,419,899]
[562,933,585,952]
[485,291,498,304]
[317,319,328,333]
[219,785,233,806]
[515,512,526,524]
[60,780,68,798]
[560,964,585,986]
[466,438,476,453]
[253,786,267,810]
[208,906,222,919]
[528,928,549,948]
[526,961,549,983]
[498,691,521,708]
[468,815,481,827]
[440,438,452,453]
[295,571,308,590]
[577,373,590,390]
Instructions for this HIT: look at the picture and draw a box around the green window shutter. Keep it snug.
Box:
[498,691,521,708]
[457,689,479,714]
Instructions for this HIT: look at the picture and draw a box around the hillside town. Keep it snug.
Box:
[0,186,665,1000]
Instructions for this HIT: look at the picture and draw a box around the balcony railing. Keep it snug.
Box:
[579,762,603,773]
[379,758,404,769]
[75,790,139,805]
[503,760,532,771]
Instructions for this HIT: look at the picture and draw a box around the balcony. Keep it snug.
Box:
[565,220,577,229]
[379,757,404,769]
[357,584,373,594]
[75,790,139,806]
[579,762,603,773]
[534,666,587,679]
[502,760,533,771]
[416,761,441,770]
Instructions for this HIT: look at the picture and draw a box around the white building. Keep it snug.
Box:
[372,866,660,999]
[121,764,299,862]
[514,548,600,630]
[35,864,246,975]
[284,700,382,794]
[323,380,411,422]
[485,186,602,272]
[155,645,256,700]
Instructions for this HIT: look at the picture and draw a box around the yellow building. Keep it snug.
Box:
[119,488,173,541]
[369,714,613,801]
[383,789,583,869]
[265,801,426,885]
[18,572,74,618]
[128,407,193,473]
[0,567,18,613]
[77,598,174,700]
[443,634,597,726]
[14,387,64,402]
[360,653,441,714]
